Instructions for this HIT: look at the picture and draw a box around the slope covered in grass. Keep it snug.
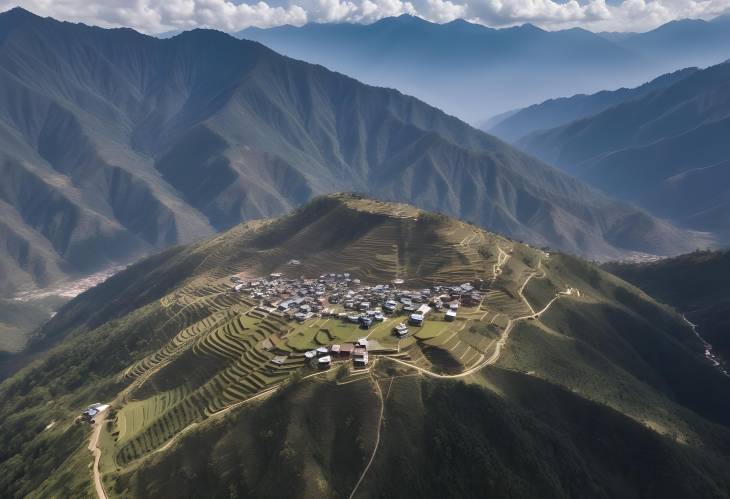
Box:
[605,250,730,364]
[1,195,728,498]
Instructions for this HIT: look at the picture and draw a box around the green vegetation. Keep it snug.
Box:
[605,250,730,362]
[2,196,730,498]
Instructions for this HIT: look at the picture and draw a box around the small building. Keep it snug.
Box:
[409,313,424,326]
[383,300,397,313]
[81,403,109,422]
[356,338,369,348]
[445,309,457,321]
[340,343,355,356]
[316,346,329,357]
[353,350,369,367]
[318,355,332,368]
[331,344,341,355]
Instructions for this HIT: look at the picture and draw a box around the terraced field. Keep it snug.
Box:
[87,194,583,489]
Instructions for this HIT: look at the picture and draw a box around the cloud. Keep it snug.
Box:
[2,0,730,33]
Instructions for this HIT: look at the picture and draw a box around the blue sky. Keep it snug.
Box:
[2,0,729,33]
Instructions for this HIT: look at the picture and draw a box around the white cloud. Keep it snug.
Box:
[2,0,730,33]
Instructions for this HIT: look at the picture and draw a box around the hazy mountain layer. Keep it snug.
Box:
[614,15,730,72]
[0,7,704,298]
[486,67,698,142]
[2,195,729,498]
[238,14,730,126]
[238,15,650,123]
[520,61,730,243]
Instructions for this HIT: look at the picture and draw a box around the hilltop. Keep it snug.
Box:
[2,195,730,498]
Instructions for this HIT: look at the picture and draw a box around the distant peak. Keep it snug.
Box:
[374,14,431,26]
[1,6,42,21]
[517,23,545,32]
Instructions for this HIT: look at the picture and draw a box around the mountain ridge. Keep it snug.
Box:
[0,7,707,301]
[518,60,730,243]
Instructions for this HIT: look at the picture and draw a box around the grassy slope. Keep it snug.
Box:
[605,250,730,361]
[111,369,730,499]
[0,296,66,352]
[1,196,729,498]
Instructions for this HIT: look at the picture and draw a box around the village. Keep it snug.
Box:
[231,271,487,370]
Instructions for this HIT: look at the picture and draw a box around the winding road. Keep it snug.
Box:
[88,415,109,499]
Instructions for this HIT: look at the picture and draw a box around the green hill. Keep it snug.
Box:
[1,195,729,498]
[605,250,730,366]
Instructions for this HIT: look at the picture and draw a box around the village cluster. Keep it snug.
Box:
[231,271,486,369]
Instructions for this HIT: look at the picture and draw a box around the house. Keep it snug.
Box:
[445,309,457,321]
[81,403,109,422]
[353,350,369,367]
[316,346,329,356]
[409,313,424,326]
[318,355,332,368]
[294,312,312,323]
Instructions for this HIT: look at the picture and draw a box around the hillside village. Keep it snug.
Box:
[232,272,486,369]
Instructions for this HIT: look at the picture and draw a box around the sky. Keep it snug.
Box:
[2,0,729,34]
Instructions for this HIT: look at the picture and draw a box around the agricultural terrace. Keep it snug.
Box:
[92,240,580,494]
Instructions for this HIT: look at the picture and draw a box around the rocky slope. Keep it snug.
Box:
[0,7,705,298]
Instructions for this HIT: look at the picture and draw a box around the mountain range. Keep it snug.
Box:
[518,60,730,243]
[486,67,699,142]
[3,195,730,498]
[238,14,730,124]
[0,7,706,303]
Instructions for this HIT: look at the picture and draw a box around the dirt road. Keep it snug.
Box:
[88,417,108,499]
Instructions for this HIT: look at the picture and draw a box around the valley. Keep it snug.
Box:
[2,6,730,499]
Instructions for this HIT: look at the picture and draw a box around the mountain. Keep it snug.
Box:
[605,250,730,365]
[519,60,730,243]
[237,15,651,123]
[616,15,730,71]
[0,7,705,303]
[486,67,698,142]
[2,195,730,498]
